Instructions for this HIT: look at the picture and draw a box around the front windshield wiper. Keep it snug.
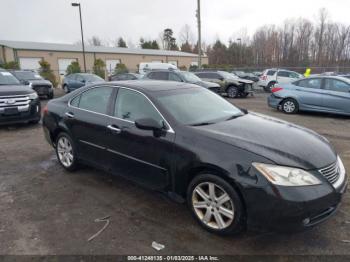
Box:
[225,114,244,121]
[190,121,216,126]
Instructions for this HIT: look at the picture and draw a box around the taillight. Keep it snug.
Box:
[43,105,48,115]
[271,87,283,93]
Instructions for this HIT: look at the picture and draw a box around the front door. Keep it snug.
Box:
[64,86,114,168]
[105,87,175,190]
[323,78,350,114]
[293,78,327,111]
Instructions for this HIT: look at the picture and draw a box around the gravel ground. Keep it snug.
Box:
[0,89,349,255]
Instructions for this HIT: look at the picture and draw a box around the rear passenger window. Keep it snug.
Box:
[70,95,80,107]
[169,73,182,82]
[296,78,322,89]
[77,86,113,114]
[148,72,168,80]
[277,71,290,77]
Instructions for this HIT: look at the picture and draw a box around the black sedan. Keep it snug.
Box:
[42,80,347,235]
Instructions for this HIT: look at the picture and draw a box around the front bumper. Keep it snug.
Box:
[267,94,283,109]
[32,85,53,96]
[0,98,41,125]
[243,171,347,232]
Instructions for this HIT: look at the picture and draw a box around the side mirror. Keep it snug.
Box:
[218,77,224,81]
[135,118,165,137]
[23,80,30,85]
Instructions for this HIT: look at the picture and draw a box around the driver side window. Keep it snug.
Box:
[114,88,164,124]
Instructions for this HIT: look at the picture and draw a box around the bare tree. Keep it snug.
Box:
[88,36,103,46]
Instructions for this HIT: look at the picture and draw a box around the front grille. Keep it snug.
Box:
[32,85,50,94]
[0,95,30,109]
[319,161,340,184]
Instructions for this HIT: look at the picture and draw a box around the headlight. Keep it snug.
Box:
[28,92,38,100]
[252,163,322,186]
[338,156,345,176]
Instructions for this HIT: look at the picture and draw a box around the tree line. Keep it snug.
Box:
[207,8,350,70]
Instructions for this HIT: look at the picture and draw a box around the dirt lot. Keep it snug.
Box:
[0,89,349,255]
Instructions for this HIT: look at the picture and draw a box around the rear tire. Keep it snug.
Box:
[187,174,245,235]
[281,98,299,114]
[63,85,69,93]
[265,81,276,92]
[55,132,78,171]
[226,86,238,98]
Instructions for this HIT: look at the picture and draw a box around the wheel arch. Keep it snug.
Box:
[185,164,247,215]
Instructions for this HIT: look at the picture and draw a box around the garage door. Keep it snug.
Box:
[58,58,77,75]
[106,59,120,75]
[19,57,42,70]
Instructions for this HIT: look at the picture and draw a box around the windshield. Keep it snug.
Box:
[218,71,237,80]
[180,71,202,83]
[0,71,21,85]
[12,71,42,80]
[85,74,104,82]
[157,88,243,125]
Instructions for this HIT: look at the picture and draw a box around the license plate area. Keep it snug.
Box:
[3,107,19,115]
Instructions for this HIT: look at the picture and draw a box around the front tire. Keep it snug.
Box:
[281,98,299,114]
[226,86,238,98]
[56,133,78,171]
[63,85,69,93]
[187,174,245,235]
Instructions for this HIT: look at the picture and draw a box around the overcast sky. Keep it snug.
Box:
[1,0,349,47]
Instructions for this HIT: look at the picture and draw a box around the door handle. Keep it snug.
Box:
[65,112,75,118]
[107,125,121,134]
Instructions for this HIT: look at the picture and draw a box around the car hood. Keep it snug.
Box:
[194,81,220,88]
[29,79,52,86]
[0,85,35,96]
[192,113,336,170]
[235,78,254,84]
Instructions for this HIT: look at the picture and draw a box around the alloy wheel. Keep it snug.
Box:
[227,87,237,98]
[57,136,74,167]
[283,101,296,113]
[192,182,235,230]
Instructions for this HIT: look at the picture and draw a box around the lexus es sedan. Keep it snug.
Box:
[268,76,350,115]
[43,80,347,235]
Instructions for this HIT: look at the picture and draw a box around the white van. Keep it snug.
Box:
[139,62,178,75]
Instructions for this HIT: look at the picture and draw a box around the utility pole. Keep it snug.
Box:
[72,3,87,72]
[196,0,202,69]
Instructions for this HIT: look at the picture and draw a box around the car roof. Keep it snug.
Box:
[300,75,350,82]
[109,80,198,92]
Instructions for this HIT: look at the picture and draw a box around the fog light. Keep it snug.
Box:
[302,218,310,225]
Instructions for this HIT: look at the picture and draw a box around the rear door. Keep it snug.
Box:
[196,73,225,92]
[322,78,350,114]
[65,86,114,168]
[292,78,326,110]
[105,87,175,190]
[276,70,292,84]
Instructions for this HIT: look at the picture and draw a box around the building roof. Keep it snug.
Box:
[0,40,201,58]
